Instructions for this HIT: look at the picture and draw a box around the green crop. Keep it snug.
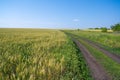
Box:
[0,29,92,80]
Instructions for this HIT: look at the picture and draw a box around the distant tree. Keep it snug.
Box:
[101,27,107,32]
[77,28,80,31]
[88,28,93,29]
[95,27,99,30]
[111,23,120,32]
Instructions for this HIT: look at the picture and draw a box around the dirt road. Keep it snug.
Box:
[79,37,120,64]
[73,38,111,80]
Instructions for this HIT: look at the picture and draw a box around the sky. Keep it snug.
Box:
[0,0,120,29]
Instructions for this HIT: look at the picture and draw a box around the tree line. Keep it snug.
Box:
[88,23,120,32]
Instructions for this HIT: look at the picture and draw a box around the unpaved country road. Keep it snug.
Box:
[73,38,111,80]
[79,37,120,64]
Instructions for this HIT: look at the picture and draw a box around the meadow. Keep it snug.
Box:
[0,29,92,80]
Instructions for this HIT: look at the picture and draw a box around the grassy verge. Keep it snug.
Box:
[59,37,93,80]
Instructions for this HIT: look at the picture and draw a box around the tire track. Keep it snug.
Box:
[73,38,111,80]
[78,36,120,64]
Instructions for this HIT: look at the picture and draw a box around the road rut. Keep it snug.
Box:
[73,38,111,80]
[79,37,120,64]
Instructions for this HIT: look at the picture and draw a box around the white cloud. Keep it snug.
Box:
[73,19,79,22]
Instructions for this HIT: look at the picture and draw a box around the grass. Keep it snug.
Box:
[0,28,92,80]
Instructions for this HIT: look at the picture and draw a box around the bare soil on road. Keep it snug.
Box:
[73,38,111,80]
[79,37,120,64]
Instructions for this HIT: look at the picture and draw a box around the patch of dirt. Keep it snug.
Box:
[73,38,111,80]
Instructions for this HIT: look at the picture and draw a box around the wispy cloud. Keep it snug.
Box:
[73,19,79,22]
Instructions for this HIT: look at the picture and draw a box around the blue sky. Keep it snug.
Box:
[0,0,120,29]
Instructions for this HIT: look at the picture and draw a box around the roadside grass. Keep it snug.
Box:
[77,38,120,80]
[62,38,93,80]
